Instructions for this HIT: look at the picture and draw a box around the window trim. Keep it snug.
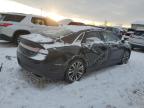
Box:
[73,32,85,44]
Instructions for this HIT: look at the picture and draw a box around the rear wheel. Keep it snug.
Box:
[121,51,130,64]
[65,59,86,83]
[131,45,134,50]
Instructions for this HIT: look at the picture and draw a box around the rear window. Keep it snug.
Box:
[0,14,25,22]
[31,17,58,26]
[61,33,78,44]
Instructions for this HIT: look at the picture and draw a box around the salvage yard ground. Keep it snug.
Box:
[0,40,144,108]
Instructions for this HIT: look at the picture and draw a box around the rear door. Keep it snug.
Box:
[103,31,124,63]
[82,31,109,67]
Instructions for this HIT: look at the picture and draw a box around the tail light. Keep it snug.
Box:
[0,23,13,27]
[38,49,48,55]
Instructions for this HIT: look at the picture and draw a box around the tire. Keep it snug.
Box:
[65,59,86,83]
[131,45,134,50]
[121,51,130,64]
[13,32,29,45]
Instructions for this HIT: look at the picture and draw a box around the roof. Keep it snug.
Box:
[39,25,102,38]
[62,25,102,32]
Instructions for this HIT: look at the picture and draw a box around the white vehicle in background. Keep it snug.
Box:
[129,30,144,50]
[0,12,58,43]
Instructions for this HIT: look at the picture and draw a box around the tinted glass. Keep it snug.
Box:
[83,31,103,43]
[103,31,120,42]
[31,17,46,25]
[0,14,25,22]
[45,18,58,26]
[32,17,58,26]
[61,33,78,44]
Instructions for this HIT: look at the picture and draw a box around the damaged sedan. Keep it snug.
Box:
[17,26,131,83]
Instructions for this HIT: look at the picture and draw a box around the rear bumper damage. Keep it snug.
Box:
[17,49,65,80]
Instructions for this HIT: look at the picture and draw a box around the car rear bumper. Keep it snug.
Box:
[17,50,65,80]
[0,34,13,41]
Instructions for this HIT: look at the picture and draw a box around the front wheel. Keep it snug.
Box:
[65,59,86,83]
[121,51,130,64]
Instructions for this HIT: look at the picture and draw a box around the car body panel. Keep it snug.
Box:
[17,27,131,80]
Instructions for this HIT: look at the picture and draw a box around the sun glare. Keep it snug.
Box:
[0,0,66,21]
[0,0,130,27]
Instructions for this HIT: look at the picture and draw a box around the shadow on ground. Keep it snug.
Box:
[0,40,17,48]
[133,48,144,53]
[18,68,68,89]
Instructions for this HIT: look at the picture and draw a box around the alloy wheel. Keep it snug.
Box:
[66,60,85,82]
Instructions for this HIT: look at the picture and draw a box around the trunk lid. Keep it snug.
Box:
[18,34,64,57]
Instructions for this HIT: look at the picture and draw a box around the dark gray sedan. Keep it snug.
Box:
[17,26,131,83]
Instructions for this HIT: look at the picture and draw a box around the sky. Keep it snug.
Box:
[1,0,144,27]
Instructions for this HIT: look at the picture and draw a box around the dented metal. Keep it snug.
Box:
[17,28,131,80]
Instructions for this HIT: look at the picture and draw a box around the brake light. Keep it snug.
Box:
[20,43,40,52]
[0,23,13,27]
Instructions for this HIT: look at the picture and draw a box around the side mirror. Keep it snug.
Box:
[121,36,129,43]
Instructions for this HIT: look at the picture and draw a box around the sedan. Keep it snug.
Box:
[17,26,131,83]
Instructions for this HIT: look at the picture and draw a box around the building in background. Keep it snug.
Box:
[132,21,144,31]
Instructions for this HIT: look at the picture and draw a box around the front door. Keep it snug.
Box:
[82,31,109,67]
[103,31,124,63]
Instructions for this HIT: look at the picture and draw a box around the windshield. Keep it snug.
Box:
[0,14,25,22]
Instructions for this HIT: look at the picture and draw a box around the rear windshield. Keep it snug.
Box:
[0,14,25,22]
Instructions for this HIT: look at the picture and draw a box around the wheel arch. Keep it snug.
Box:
[65,55,87,68]
[13,30,31,40]
[124,48,131,55]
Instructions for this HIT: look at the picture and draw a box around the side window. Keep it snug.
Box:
[45,18,58,26]
[61,33,78,44]
[103,31,120,42]
[83,31,103,43]
[0,14,25,22]
[31,17,46,25]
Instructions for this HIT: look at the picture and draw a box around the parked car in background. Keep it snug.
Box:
[59,19,85,26]
[125,28,135,37]
[17,26,131,83]
[129,30,144,49]
[0,12,58,43]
